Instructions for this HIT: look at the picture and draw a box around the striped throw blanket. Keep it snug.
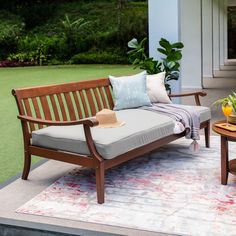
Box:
[142,103,200,141]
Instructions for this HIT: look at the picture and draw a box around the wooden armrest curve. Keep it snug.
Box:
[17,115,99,127]
[169,91,207,98]
[169,91,206,106]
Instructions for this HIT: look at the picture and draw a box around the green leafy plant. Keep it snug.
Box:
[128,37,184,92]
[61,14,91,58]
[61,14,90,35]
[0,1,148,65]
[0,22,23,59]
[213,92,236,114]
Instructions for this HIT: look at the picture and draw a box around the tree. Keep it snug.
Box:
[61,14,90,58]
[116,0,127,44]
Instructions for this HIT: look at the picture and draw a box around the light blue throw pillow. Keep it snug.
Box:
[109,71,151,110]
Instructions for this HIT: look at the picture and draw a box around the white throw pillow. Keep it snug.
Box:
[146,72,172,104]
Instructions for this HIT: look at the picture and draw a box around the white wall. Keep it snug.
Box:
[148,0,181,93]
[179,0,202,89]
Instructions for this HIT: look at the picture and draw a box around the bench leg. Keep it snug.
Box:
[96,164,105,204]
[22,151,31,180]
[205,120,210,148]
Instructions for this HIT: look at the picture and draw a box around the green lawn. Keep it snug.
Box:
[0,64,137,184]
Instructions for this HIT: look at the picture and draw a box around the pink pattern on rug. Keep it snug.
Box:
[16,137,236,236]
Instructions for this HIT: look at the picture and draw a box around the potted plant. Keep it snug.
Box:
[213,92,236,124]
[127,37,184,93]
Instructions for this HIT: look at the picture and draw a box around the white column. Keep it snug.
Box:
[179,0,202,89]
[223,0,228,63]
[202,0,213,79]
[148,0,203,90]
[213,0,220,71]
[219,0,227,66]
[148,0,181,93]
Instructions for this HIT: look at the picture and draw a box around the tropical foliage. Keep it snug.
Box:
[0,0,148,66]
[213,92,236,114]
[127,37,184,92]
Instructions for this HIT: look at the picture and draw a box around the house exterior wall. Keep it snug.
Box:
[202,0,225,76]
[149,0,228,89]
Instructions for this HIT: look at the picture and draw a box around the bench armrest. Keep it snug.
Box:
[169,91,207,106]
[18,115,103,162]
[17,115,99,127]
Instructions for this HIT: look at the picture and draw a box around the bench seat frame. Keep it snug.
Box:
[12,79,210,204]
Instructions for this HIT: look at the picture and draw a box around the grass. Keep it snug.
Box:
[0,64,137,184]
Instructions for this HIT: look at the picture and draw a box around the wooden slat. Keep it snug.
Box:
[99,87,109,109]
[49,95,60,121]
[23,98,35,131]
[64,92,76,120]
[39,96,52,120]
[93,88,102,111]
[86,89,96,116]
[14,78,110,99]
[72,91,83,119]
[56,94,67,121]
[104,86,114,109]
[32,97,43,129]
[79,90,89,117]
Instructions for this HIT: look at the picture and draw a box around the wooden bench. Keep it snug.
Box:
[12,78,210,204]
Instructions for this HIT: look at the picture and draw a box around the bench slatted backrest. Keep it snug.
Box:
[12,78,114,134]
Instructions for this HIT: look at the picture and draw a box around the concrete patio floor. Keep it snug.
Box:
[0,85,233,236]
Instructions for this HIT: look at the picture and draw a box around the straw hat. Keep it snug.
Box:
[96,109,125,128]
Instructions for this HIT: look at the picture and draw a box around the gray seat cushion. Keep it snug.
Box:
[195,106,211,123]
[32,109,175,160]
[32,106,211,160]
[179,105,211,123]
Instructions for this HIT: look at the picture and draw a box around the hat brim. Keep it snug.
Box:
[97,121,125,128]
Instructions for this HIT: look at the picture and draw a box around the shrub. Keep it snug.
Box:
[0,1,148,65]
[0,10,24,59]
[17,34,67,63]
[0,60,35,67]
[10,37,48,65]
[70,51,128,64]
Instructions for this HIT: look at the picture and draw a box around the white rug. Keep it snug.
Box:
[16,136,236,236]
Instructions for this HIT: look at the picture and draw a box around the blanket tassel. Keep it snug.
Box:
[190,140,200,152]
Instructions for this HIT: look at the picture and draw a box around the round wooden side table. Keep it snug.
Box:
[212,120,236,185]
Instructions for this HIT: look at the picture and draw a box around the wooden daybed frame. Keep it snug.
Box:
[12,78,210,204]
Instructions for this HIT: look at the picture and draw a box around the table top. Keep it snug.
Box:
[212,120,236,140]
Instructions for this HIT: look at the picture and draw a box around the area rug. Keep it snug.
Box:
[16,136,236,236]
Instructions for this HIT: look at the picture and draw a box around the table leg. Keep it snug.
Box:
[221,136,229,185]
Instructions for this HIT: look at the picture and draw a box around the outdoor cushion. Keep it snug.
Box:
[182,105,211,123]
[109,71,151,110]
[32,109,175,160]
[146,72,172,104]
[32,106,211,160]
